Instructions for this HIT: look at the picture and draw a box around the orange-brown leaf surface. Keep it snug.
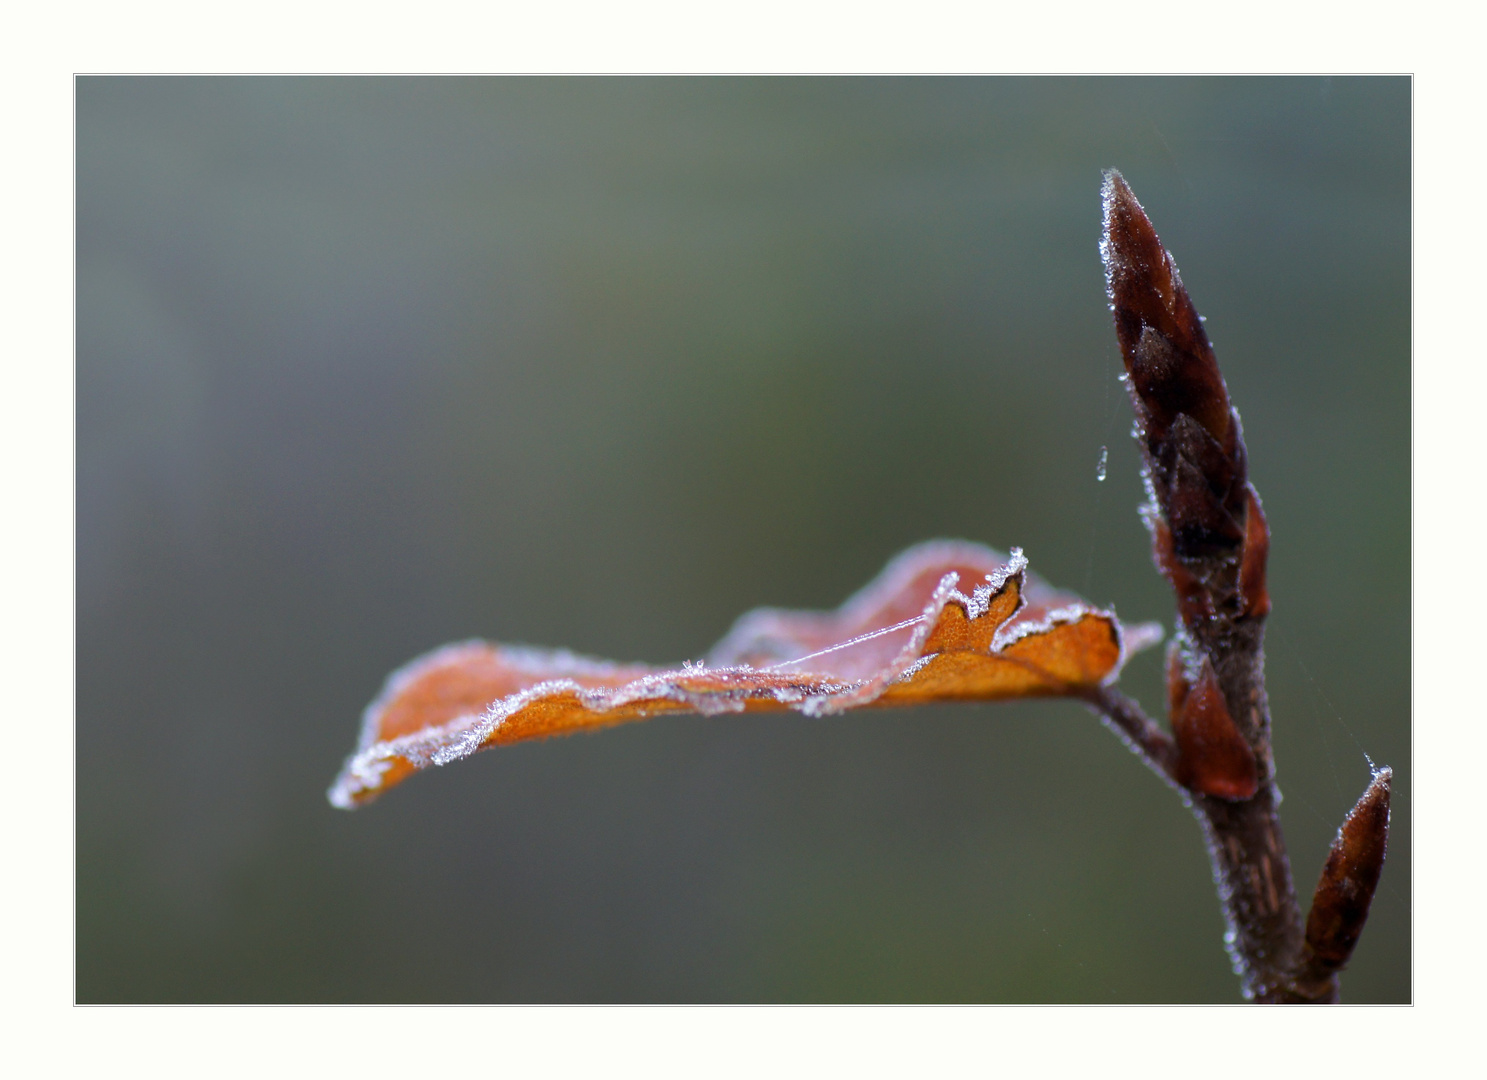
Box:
[329,541,1156,807]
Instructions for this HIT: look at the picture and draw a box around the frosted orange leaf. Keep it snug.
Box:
[329,541,1158,807]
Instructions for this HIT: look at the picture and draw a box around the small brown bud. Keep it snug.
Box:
[1303,768,1392,974]
[1237,485,1271,620]
[1171,656,1258,801]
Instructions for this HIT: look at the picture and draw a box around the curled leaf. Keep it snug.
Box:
[329,541,1157,808]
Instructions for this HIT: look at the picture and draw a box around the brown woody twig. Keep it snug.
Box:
[1091,171,1390,1003]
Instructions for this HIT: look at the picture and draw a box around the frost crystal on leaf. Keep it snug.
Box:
[328,540,1153,808]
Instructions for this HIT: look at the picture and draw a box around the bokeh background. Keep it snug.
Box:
[76,77,1409,1002]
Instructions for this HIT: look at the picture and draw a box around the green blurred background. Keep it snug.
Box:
[76,77,1409,1002]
